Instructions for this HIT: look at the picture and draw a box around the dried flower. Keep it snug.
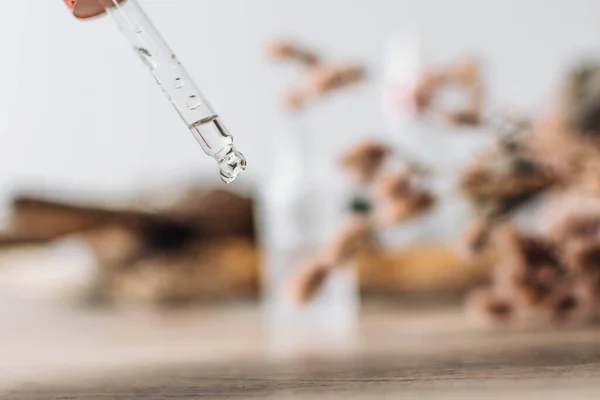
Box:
[267,39,366,110]
[340,141,392,184]
[460,138,553,219]
[549,213,600,246]
[444,108,481,127]
[413,56,484,127]
[289,261,331,304]
[466,289,516,326]
[285,88,308,110]
[457,218,495,260]
[308,64,365,96]
[266,40,320,66]
[562,237,600,278]
[322,215,373,265]
[371,172,413,200]
[562,62,600,136]
[371,172,435,226]
[374,191,436,227]
[491,226,566,304]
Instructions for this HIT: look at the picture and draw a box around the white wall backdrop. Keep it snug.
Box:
[1,0,600,212]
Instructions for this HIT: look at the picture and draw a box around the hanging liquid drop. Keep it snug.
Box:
[217,146,248,183]
[188,116,246,183]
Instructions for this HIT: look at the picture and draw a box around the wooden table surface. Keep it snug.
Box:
[3,300,600,399]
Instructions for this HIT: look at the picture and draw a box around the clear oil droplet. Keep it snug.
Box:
[217,146,247,184]
[174,78,184,89]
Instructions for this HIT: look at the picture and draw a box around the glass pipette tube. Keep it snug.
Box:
[98,0,246,183]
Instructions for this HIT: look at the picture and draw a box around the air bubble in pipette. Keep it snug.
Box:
[186,95,202,110]
[136,47,156,70]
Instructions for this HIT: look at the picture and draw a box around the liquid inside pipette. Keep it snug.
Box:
[189,116,247,183]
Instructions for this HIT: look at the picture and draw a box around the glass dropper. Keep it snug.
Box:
[96,0,247,183]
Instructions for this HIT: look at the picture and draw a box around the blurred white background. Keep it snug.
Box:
[1,0,599,216]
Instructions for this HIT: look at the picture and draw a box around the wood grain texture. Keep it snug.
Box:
[4,303,600,399]
[6,346,600,399]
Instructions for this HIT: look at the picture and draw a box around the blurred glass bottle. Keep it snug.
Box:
[258,104,358,353]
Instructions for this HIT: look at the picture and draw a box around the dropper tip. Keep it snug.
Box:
[217,146,247,184]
